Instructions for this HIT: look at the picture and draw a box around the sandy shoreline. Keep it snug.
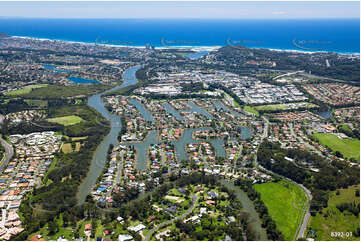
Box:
[11,35,360,55]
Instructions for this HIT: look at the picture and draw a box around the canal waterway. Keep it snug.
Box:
[128,99,155,123]
[77,65,252,203]
[318,110,333,121]
[162,103,184,121]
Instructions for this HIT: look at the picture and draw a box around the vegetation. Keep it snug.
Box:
[23,173,257,241]
[307,185,360,241]
[257,141,360,217]
[244,106,259,116]
[47,115,85,126]
[253,180,308,240]
[5,84,48,96]
[19,84,114,99]
[337,124,360,139]
[312,133,360,161]
[14,102,110,241]
[255,102,318,112]
[235,178,284,240]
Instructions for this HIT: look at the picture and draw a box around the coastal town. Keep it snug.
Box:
[0,33,359,242]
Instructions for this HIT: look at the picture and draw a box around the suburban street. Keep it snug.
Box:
[144,195,198,240]
[0,136,14,171]
[288,123,325,158]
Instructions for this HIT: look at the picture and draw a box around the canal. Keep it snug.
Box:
[77,65,253,203]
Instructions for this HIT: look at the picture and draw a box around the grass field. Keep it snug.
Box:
[62,142,82,153]
[24,99,48,108]
[244,106,259,116]
[20,84,113,99]
[71,136,88,141]
[47,115,84,126]
[307,185,360,241]
[62,143,73,154]
[255,102,318,111]
[312,133,360,161]
[254,180,308,240]
[5,84,48,96]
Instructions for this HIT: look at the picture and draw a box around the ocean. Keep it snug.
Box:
[0,18,359,53]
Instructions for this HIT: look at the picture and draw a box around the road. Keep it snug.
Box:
[254,118,311,240]
[261,116,269,140]
[144,195,198,241]
[258,163,312,240]
[272,70,305,80]
[115,150,124,185]
[298,72,349,84]
[105,150,124,198]
[288,123,325,159]
[232,144,242,174]
[0,136,14,171]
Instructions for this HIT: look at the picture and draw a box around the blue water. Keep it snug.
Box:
[43,64,72,73]
[162,103,184,121]
[184,51,209,59]
[43,64,56,70]
[187,101,213,119]
[68,76,99,84]
[128,99,155,123]
[1,18,359,53]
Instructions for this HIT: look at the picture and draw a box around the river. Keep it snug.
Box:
[76,65,142,205]
[219,180,268,240]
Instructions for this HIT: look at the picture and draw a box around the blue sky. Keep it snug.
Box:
[0,1,359,19]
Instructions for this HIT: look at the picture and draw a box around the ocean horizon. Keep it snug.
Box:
[0,18,359,54]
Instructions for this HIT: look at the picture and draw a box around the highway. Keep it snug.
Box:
[272,70,305,80]
[0,136,14,171]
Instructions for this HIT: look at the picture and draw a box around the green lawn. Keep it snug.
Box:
[312,133,360,161]
[255,102,318,111]
[244,106,259,116]
[307,185,360,241]
[254,180,308,240]
[5,84,48,96]
[47,115,85,126]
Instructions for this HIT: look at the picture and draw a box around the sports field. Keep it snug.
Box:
[254,180,308,240]
[5,84,48,96]
[47,115,84,126]
[307,185,360,241]
[312,133,360,161]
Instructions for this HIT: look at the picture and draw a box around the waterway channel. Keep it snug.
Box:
[77,65,142,204]
[219,180,268,240]
[77,65,252,204]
